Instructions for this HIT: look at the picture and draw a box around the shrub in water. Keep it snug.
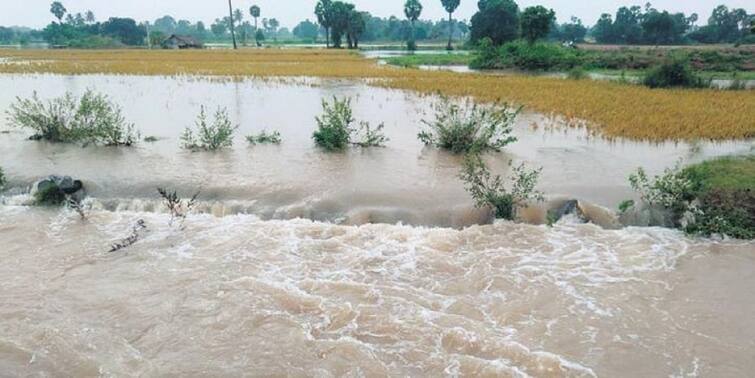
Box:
[418,96,519,154]
[157,187,199,228]
[460,155,544,220]
[628,165,696,226]
[313,97,388,151]
[471,40,581,71]
[246,130,282,145]
[6,90,139,146]
[181,106,238,151]
[0,166,5,189]
[642,60,708,89]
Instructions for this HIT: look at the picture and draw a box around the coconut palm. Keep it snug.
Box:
[250,5,261,46]
[227,0,237,49]
[441,0,460,50]
[404,0,423,51]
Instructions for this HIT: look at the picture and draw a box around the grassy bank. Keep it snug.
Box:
[0,49,753,141]
[384,53,474,67]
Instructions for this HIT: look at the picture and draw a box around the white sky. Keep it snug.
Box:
[1,0,752,29]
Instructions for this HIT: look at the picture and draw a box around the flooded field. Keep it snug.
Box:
[1,74,754,376]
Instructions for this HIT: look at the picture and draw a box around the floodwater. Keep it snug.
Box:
[1,74,754,377]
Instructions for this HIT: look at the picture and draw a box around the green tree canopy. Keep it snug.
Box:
[470,0,520,45]
[521,5,555,44]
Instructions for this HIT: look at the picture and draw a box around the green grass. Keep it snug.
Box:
[385,53,474,67]
[591,69,755,80]
[684,155,755,193]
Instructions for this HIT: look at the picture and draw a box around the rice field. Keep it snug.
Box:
[0,48,753,141]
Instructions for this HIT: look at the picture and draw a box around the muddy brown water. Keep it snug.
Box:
[1,74,754,377]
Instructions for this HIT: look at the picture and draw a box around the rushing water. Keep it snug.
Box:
[1,74,754,376]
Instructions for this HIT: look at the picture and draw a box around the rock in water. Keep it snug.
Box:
[31,175,86,205]
[548,199,588,224]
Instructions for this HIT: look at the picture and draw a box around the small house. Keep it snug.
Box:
[162,35,203,49]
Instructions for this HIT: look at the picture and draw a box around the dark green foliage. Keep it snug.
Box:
[591,5,697,45]
[404,0,423,50]
[246,130,282,145]
[293,20,320,42]
[6,90,138,146]
[472,40,581,71]
[460,155,544,220]
[418,96,519,154]
[470,0,520,45]
[0,167,6,189]
[34,184,67,206]
[685,189,754,240]
[643,60,708,89]
[521,6,556,44]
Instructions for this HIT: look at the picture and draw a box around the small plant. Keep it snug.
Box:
[628,165,696,224]
[181,106,238,151]
[618,199,635,214]
[109,219,148,252]
[0,167,5,189]
[642,60,708,89]
[66,196,87,220]
[33,184,67,206]
[6,90,138,146]
[246,130,282,145]
[567,66,587,80]
[353,122,389,147]
[460,155,544,220]
[157,187,199,228]
[419,96,519,154]
[144,136,159,142]
[313,97,388,151]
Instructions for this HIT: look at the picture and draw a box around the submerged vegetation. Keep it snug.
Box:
[181,106,238,151]
[0,49,752,141]
[0,167,6,189]
[246,130,282,145]
[157,187,199,228]
[625,156,755,239]
[6,89,138,146]
[313,97,388,151]
[460,155,544,220]
[419,96,519,154]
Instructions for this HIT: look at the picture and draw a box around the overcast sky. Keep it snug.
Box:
[1,0,752,29]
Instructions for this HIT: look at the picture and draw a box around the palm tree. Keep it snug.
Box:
[227,0,237,49]
[404,0,423,51]
[250,5,261,46]
[315,0,333,48]
[50,1,67,24]
[441,0,460,50]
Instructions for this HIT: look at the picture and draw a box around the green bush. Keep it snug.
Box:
[567,66,587,80]
[471,40,581,71]
[0,167,5,189]
[685,189,754,240]
[628,165,696,226]
[418,96,519,154]
[642,60,708,89]
[460,155,544,220]
[181,106,238,151]
[6,90,138,146]
[313,97,388,151]
[246,130,282,145]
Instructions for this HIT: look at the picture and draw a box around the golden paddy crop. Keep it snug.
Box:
[0,48,753,141]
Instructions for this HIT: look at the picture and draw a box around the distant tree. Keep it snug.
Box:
[101,17,146,45]
[559,17,587,43]
[470,0,520,45]
[154,15,177,34]
[404,0,423,50]
[50,2,67,24]
[211,18,228,38]
[255,29,265,44]
[315,0,333,47]
[347,11,366,48]
[521,6,555,44]
[613,6,643,44]
[85,10,95,24]
[592,13,615,43]
[197,21,207,34]
[707,5,749,42]
[227,0,237,49]
[293,19,320,42]
[440,0,460,50]
[328,2,355,48]
[641,9,677,45]
[0,27,15,43]
[65,14,75,25]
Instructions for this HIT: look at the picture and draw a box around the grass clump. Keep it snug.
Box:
[418,96,519,154]
[385,53,473,67]
[313,97,388,151]
[460,155,544,220]
[6,90,138,146]
[246,130,282,145]
[625,156,755,239]
[642,60,708,89]
[181,106,238,151]
[0,167,6,189]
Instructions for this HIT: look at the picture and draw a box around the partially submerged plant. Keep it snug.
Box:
[419,96,519,154]
[460,155,544,220]
[0,167,5,189]
[181,106,238,151]
[109,219,148,253]
[313,97,388,151]
[628,165,696,224]
[157,187,199,227]
[246,130,282,145]
[6,90,138,146]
